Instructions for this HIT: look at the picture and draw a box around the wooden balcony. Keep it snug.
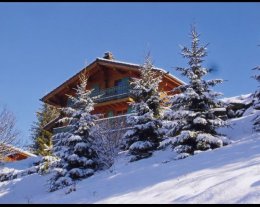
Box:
[90,84,131,103]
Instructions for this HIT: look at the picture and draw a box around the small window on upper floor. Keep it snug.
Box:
[114,77,129,87]
[114,77,129,95]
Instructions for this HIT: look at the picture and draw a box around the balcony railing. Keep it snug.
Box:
[52,114,135,147]
[53,114,134,135]
[95,114,133,132]
[90,84,130,103]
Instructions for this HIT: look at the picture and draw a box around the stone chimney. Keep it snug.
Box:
[103,51,114,60]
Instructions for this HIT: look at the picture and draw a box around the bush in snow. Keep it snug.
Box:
[90,125,122,170]
[49,73,99,192]
[0,166,40,182]
[0,158,43,182]
[164,26,230,159]
[91,114,128,169]
[122,53,164,161]
[252,65,260,131]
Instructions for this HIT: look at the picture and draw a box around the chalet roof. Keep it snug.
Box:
[96,58,186,85]
[40,56,185,103]
[1,143,37,157]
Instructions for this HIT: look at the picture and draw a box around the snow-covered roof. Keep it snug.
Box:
[96,57,186,85]
[2,144,37,157]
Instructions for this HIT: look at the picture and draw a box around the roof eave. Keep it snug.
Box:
[40,58,100,103]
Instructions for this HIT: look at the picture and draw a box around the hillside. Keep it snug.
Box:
[0,94,260,204]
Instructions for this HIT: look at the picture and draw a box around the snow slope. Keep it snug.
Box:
[1,95,260,204]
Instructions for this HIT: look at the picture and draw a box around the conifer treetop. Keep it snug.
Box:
[164,25,229,158]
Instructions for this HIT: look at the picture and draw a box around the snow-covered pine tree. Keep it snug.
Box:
[123,53,164,161]
[49,73,99,192]
[164,26,229,159]
[252,65,260,131]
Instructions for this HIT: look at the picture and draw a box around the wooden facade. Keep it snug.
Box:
[4,152,31,162]
[41,52,184,132]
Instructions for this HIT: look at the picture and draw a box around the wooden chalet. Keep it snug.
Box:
[41,52,184,134]
[0,144,36,162]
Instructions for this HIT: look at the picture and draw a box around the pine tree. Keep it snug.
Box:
[252,65,260,131]
[123,54,164,161]
[49,73,99,192]
[164,26,229,159]
[30,103,59,156]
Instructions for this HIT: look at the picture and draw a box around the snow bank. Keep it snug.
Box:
[0,156,40,175]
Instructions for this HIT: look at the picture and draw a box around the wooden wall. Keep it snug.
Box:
[4,153,29,162]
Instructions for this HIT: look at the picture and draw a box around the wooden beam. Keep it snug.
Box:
[100,65,110,88]
[49,95,62,106]
[109,104,118,111]
[109,66,128,75]
[163,75,183,87]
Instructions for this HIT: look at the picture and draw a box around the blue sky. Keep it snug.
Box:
[0,2,260,145]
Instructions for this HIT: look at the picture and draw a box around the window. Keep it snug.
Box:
[114,77,129,94]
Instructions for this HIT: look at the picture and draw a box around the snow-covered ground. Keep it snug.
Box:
[1,94,260,204]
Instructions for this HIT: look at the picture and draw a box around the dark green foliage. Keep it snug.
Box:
[30,103,59,156]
